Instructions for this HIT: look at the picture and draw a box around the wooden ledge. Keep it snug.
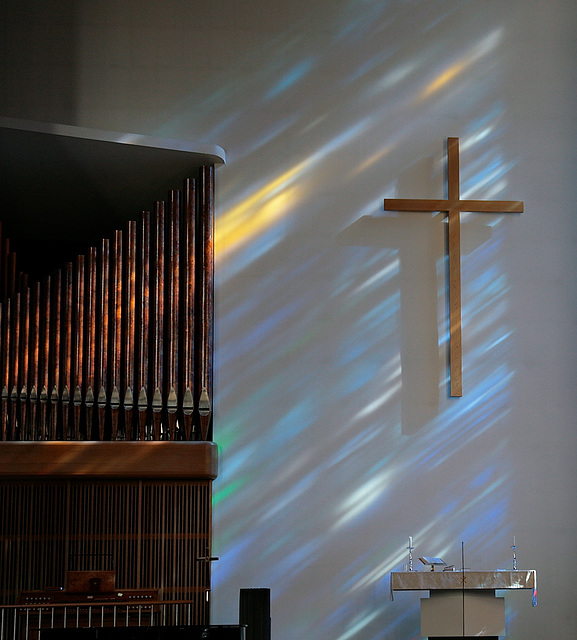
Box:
[0,442,218,480]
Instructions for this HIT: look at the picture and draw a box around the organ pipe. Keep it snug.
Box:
[0,171,214,441]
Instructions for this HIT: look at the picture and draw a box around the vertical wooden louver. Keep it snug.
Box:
[0,480,212,620]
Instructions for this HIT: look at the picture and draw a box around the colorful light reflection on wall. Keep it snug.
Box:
[160,3,527,639]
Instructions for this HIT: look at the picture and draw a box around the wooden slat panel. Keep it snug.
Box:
[0,478,212,624]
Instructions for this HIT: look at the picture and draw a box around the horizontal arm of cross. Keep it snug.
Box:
[384,198,524,214]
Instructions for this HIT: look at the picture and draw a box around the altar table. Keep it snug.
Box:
[390,570,536,638]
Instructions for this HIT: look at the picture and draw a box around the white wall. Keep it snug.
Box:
[2,1,576,638]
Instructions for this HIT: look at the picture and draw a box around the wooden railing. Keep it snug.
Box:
[0,600,207,640]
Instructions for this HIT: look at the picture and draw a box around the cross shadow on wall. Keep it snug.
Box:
[339,155,493,435]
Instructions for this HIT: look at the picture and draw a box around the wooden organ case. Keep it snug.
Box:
[0,118,225,636]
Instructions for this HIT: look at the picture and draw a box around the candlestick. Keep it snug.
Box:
[511,536,517,570]
[407,536,414,571]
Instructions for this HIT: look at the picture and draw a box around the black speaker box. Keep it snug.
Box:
[239,589,270,640]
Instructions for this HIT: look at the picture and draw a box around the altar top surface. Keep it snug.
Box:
[391,570,536,591]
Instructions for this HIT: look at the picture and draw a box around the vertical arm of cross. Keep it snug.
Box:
[447,137,462,396]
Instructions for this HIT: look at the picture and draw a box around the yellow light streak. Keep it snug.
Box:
[215,160,310,259]
[417,29,502,102]
[420,60,467,99]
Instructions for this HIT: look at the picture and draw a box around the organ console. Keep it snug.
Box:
[18,571,158,604]
[17,571,159,640]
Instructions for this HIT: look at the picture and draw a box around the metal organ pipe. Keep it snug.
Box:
[0,171,214,441]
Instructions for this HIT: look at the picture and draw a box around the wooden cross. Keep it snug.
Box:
[384,137,523,397]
